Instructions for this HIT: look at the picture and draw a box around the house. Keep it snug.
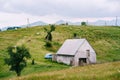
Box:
[56,39,96,66]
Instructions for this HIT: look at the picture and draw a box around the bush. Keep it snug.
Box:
[45,41,52,47]
[81,22,87,26]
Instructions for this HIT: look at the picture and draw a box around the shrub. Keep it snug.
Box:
[45,41,52,47]
[81,22,87,26]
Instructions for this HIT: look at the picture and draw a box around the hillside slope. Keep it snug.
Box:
[11,61,120,80]
[0,25,120,79]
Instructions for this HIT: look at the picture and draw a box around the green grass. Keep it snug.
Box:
[0,25,120,79]
[10,61,120,80]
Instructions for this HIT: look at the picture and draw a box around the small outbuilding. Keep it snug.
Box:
[56,39,96,66]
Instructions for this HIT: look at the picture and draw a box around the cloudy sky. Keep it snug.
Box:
[0,0,120,27]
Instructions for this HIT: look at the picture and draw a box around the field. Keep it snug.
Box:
[10,61,120,80]
[0,25,120,80]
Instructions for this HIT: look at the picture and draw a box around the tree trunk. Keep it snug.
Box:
[16,65,21,76]
[17,72,21,76]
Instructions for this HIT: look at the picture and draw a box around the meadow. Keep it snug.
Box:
[0,25,120,80]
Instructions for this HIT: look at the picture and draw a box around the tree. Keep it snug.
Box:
[81,22,87,26]
[66,22,68,25]
[4,45,31,76]
[44,25,55,41]
[73,33,79,39]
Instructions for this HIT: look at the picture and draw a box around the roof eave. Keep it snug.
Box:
[57,54,74,57]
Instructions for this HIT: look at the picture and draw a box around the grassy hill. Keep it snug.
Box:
[0,25,120,80]
[10,61,120,80]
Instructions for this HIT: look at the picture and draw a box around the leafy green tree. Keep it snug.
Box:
[73,33,79,39]
[81,22,87,26]
[4,45,31,76]
[73,33,77,38]
[44,25,55,41]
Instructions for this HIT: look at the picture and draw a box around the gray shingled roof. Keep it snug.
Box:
[56,39,86,56]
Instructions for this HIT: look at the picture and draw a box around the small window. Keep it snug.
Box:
[86,50,90,57]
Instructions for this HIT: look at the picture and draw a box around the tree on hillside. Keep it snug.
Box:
[81,22,87,26]
[73,33,79,39]
[66,22,68,25]
[4,45,31,76]
[44,25,55,41]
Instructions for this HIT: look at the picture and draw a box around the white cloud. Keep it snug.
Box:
[0,12,115,28]
[0,0,120,17]
[0,12,39,27]
[0,0,120,27]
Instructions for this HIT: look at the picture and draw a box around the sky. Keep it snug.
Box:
[0,0,120,28]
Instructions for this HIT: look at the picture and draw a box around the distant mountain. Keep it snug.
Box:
[55,19,120,26]
[89,19,120,26]
[73,22,81,25]
[107,19,120,26]
[0,21,47,31]
[1,19,119,31]
[89,20,106,26]
[55,20,81,25]
[55,20,67,25]
[21,21,47,28]
[0,26,21,31]
[29,21,47,26]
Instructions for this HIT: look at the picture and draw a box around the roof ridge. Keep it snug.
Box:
[66,38,86,40]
